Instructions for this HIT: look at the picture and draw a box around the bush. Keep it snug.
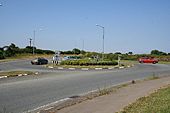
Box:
[60,60,118,66]
[0,50,5,59]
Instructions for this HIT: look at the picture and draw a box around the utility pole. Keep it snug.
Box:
[96,24,105,61]
[29,38,32,47]
[82,39,84,51]
[33,30,35,55]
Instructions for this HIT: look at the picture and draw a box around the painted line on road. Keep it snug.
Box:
[24,98,70,113]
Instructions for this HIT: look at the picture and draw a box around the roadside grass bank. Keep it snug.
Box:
[120,85,170,113]
[0,53,53,63]
[120,60,138,65]
[158,61,170,64]
[0,70,38,77]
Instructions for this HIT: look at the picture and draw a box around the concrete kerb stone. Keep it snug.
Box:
[68,68,75,70]
[108,67,115,70]
[0,72,39,79]
[18,74,23,77]
[35,72,39,75]
[58,67,64,70]
[23,73,28,76]
[119,66,125,69]
[0,76,7,79]
[95,68,103,70]
[46,64,134,71]
[48,66,54,69]
[81,68,89,71]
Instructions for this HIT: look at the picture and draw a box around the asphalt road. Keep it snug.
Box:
[0,60,170,113]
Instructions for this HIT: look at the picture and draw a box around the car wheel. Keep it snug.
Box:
[153,62,156,64]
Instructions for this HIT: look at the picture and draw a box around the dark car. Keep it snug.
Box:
[31,57,48,65]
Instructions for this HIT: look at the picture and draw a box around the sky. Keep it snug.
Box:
[0,0,170,54]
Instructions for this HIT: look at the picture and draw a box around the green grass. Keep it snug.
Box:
[0,53,53,63]
[120,85,170,113]
[121,60,138,65]
[158,61,170,64]
[0,70,35,77]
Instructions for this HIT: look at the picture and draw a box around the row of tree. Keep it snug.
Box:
[151,50,170,55]
[0,43,55,59]
[0,43,169,61]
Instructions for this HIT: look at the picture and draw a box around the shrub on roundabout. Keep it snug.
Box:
[60,60,118,66]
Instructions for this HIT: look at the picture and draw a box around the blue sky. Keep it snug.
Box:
[0,0,170,54]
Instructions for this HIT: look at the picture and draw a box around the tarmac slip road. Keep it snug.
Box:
[0,64,170,113]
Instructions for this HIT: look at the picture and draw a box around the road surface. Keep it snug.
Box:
[0,60,170,113]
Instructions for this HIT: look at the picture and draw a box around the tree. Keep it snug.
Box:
[115,52,122,54]
[151,50,167,55]
[128,52,133,55]
[0,50,5,59]
[80,50,86,55]
[72,48,81,55]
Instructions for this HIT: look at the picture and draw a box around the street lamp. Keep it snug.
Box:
[33,30,35,55]
[32,29,43,55]
[96,24,105,61]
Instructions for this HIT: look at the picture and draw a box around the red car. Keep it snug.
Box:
[138,57,158,64]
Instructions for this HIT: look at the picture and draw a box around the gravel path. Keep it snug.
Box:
[57,76,170,113]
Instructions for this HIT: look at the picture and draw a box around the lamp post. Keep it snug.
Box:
[33,30,35,55]
[32,29,43,55]
[96,24,105,61]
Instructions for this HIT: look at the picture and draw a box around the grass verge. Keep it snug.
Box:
[0,54,53,63]
[0,70,36,77]
[120,85,170,113]
[158,61,170,64]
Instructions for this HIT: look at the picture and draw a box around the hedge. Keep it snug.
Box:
[60,60,118,66]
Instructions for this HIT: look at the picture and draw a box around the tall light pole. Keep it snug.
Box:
[33,30,35,55]
[82,39,84,51]
[96,24,105,61]
[32,29,43,55]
